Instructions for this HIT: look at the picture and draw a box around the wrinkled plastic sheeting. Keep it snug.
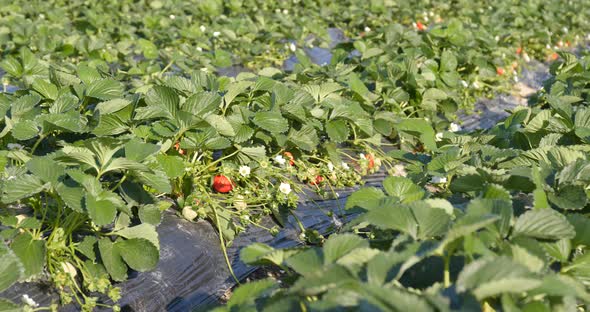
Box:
[0,169,388,311]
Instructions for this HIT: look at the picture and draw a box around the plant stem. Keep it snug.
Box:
[443,254,451,288]
[212,204,240,285]
[31,133,48,154]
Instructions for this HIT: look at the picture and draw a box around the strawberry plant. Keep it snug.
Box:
[0,1,590,311]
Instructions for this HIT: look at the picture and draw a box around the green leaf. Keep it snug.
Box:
[1,174,46,203]
[252,111,289,133]
[98,238,127,281]
[95,98,132,115]
[457,256,536,299]
[562,252,590,288]
[86,79,124,100]
[156,154,185,179]
[145,85,179,119]
[77,236,97,261]
[240,243,292,266]
[116,238,159,271]
[396,118,437,151]
[138,204,162,226]
[323,234,368,264]
[361,284,435,312]
[10,232,45,279]
[409,201,452,239]
[124,139,160,162]
[325,120,349,143]
[513,209,575,240]
[0,243,24,292]
[363,198,417,237]
[86,193,118,226]
[566,214,590,247]
[205,115,236,136]
[113,223,159,250]
[11,120,39,140]
[287,125,319,152]
[548,185,588,210]
[345,187,385,210]
[184,91,221,116]
[138,39,159,59]
[10,94,41,118]
[382,176,425,203]
[441,214,500,248]
[285,248,324,276]
[227,279,276,308]
[56,182,85,213]
[26,156,65,184]
[32,79,58,100]
[440,50,458,71]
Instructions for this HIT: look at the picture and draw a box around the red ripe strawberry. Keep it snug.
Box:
[551,52,559,60]
[213,175,233,193]
[310,175,324,186]
[516,47,522,55]
[284,152,295,166]
[416,21,426,31]
[496,67,505,75]
[174,142,185,155]
[566,41,571,47]
[366,153,375,169]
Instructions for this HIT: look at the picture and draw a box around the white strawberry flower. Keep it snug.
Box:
[359,153,366,160]
[200,25,206,32]
[364,26,371,32]
[327,162,334,172]
[341,162,350,170]
[461,80,468,88]
[234,195,247,210]
[546,44,551,49]
[21,294,38,308]
[494,35,500,42]
[279,182,292,195]
[213,31,220,37]
[430,176,447,184]
[392,164,407,177]
[562,27,569,33]
[435,132,444,142]
[61,262,77,278]
[449,123,461,132]
[289,42,296,52]
[472,81,480,89]
[169,14,176,19]
[239,165,251,177]
[523,52,531,63]
[196,47,203,52]
[282,9,289,15]
[274,155,286,165]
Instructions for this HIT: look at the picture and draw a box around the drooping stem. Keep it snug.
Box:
[212,204,240,284]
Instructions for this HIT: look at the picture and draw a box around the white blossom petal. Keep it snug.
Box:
[279,182,292,195]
